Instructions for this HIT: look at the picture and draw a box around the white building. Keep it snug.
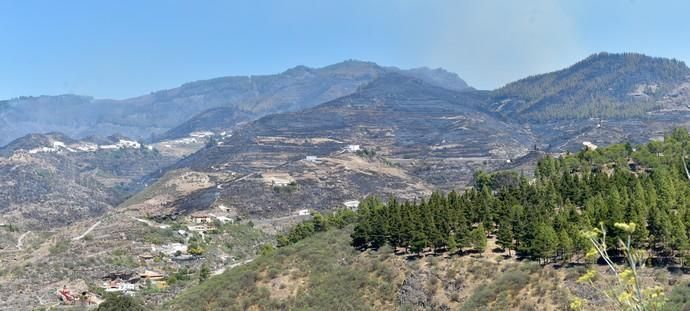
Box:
[297,209,310,216]
[345,145,361,152]
[189,131,215,138]
[73,143,99,152]
[99,139,141,150]
[271,179,291,187]
[117,139,141,149]
[214,216,234,224]
[190,213,212,224]
[583,141,598,151]
[343,200,360,209]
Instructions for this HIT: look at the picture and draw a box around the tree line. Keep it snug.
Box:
[352,128,690,265]
[277,209,357,247]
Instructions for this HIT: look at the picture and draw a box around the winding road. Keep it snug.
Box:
[212,258,254,276]
[132,216,170,229]
[16,231,31,249]
[72,221,102,241]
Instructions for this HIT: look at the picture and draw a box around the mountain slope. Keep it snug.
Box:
[176,73,528,174]
[0,61,471,145]
[0,134,177,228]
[492,52,690,120]
[154,107,252,141]
[162,226,607,311]
[141,74,530,219]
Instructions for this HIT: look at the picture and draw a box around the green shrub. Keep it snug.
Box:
[49,240,70,255]
[97,293,144,311]
[664,282,690,311]
[461,268,530,310]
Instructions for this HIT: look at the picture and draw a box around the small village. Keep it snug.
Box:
[52,192,366,307]
[53,209,229,306]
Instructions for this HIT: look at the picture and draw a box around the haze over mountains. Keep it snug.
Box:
[3,52,689,148]
[0,61,471,146]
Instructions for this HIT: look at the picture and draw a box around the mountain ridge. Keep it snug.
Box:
[0,61,471,145]
[492,52,690,120]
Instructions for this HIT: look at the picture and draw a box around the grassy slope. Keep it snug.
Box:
[166,228,395,310]
[166,227,610,310]
[167,225,690,310]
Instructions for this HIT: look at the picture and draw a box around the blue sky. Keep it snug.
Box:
[1,0,690,99]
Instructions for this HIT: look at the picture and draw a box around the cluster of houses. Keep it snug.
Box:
[293,200,360,216]
[99,211,237,294]
[100,270,166,295]
[26,139,149,155]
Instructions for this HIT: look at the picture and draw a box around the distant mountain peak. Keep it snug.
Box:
[401,67,471,91]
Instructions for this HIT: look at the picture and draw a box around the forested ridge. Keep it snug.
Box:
[352,128,690,265]
[492,52,690,120]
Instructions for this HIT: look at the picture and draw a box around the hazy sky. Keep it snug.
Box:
[2,0,690,99]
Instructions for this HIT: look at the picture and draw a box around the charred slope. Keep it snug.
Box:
[492,52,690,121]
[154,107,253,141]
[173,73,532,174]
[0,61,471,145]
[140,74,531,218]
[0,134,177,228]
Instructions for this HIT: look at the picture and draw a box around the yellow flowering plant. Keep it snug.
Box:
[574,222,665,311]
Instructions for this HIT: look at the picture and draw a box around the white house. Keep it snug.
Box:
[189,131,215,138]
[214,216,234,224]
[190,213,212,224]
[73,143,99,152]
[343,200,360,209]
[117,139,141,149]
[297,209,310,216]
[345,145,361,152]
[582,141,598,151]
[271,179,290,187]
[99,139,141,150]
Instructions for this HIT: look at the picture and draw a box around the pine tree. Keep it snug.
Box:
[558,229,574,262]
[656,169,677,212]
[532,223,558,264]
[496,220,514,256]
[669,215,689,264]
[470,224,487,254]
[629,209,650,248]
[509,204,526,249]
[447,234,458,254]
[351,219,371,249]
[411,231,428,256]
[648,208,673,252]
[607,187,626,243]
